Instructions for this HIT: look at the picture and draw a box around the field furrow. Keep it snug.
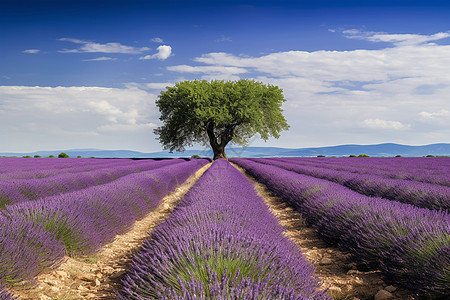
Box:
[117,159,328,299]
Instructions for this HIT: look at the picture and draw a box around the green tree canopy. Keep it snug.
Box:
[154,79,289,160]
[58,152,69,158]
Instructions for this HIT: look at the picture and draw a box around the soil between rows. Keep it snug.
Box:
[11,161,420,300]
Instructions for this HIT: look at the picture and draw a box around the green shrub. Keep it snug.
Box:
[191,154,201,159]
[395,155,402,157]
[58,152,69,158]
[349,155,357,157]
[77,156,82,158]
[22,155,32,158]
[358,154,370,157]
[34,155,41,158]
[48,155,55,158]
[426,154,435,157]
[317,155,325,157]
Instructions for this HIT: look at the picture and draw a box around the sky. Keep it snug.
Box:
[1,0,450,153]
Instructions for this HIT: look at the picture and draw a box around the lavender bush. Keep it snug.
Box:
[232,158,450,296]
[118,159,328,299]
[252,158,450,211]
[0,215,65,285]
[0,159,207,285]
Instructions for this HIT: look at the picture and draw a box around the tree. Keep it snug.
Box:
[58,152,69,158]
[154,79,289,160]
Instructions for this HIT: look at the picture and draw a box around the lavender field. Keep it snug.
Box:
[0,157,449,299]
[0,158,208,296]
[231,157,450,297]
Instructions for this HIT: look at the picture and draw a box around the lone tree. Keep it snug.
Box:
[154,79,289,160]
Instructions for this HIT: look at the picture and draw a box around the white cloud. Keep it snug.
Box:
[363,119,410,130]
[420,109,450,119]
[140,45,172,60]
[167,65,247,81]
[58,38,150,54]
[82,57,117,61]
[419,109,450,126]
[0,86,161,152]
[167,65,247,74]
[125,82,175,90]
[191,44,450,82]
[342,29,450,46]
[152,37,164,43]
[98,123,156,132]
[22,49,40,54]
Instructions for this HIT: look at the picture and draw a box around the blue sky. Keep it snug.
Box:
[1,0,450,153]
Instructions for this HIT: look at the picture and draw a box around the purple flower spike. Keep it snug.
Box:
[0,214,65,285]
[118,159,329,299]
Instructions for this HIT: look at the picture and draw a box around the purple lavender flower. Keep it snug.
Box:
[118,159,328,299]
[251,157,450,211]
[231,158,450,296]
[0,159,186,206]
[0,159,207,286]
[0,214,65,285]
[0,285,16,300]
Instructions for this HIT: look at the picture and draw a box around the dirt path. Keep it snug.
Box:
[12,163,211,300]
[232,163,420,300]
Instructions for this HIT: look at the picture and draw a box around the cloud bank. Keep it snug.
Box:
[0,86,160,152]
[343,29,450,46]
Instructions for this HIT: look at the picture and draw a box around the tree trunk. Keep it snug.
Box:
[212,144,227,160]
[206,122,230,160]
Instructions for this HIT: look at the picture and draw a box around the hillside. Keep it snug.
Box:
[1,143,449,158]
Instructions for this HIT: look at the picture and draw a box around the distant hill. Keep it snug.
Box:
[1,143,449,158]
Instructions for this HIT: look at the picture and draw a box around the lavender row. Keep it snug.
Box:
[278,157,450,187]
[0,159,208,286]
[118,159,328,299]
[254,158,450,211]
[0,286,16,300]
[0,159,186,207]
[231,158,450,296]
